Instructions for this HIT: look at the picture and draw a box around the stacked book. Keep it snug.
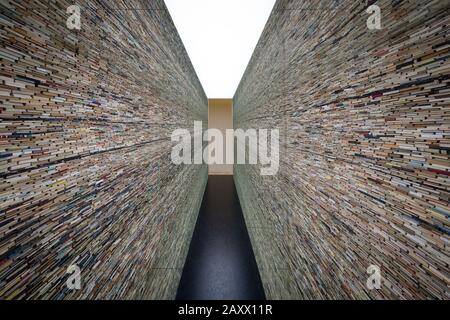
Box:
[234,0,449,299]
[0,0,208,299]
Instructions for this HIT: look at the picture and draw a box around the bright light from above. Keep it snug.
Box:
[165,0,276,98]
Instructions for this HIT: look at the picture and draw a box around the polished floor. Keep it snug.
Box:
[176,175,265,300]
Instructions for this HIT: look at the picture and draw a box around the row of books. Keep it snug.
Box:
[0,0,208,299]
[234,0,449,299]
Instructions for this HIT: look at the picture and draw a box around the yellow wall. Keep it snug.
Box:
[208,99,233,175]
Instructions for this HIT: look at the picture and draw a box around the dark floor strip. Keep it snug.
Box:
[176,175,266,300]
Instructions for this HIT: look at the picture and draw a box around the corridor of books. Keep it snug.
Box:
[0,0,449,300]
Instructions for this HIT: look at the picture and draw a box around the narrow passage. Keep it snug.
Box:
[176,175,265,300]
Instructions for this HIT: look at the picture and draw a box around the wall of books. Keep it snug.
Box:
[234,0,449,299]
[0,0,208,299]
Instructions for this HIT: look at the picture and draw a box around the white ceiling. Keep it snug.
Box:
[165,0,277,98]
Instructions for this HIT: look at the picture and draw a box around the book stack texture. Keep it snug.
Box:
[0,0,207,299]
[234,0,450,299]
